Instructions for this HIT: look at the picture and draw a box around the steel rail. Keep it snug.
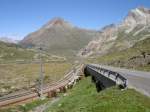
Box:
[0,65,82,107]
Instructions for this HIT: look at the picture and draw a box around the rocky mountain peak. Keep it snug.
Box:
[121,7,150,27]
[79,7,150,57]
[42,17,74,29]
[136,7,150,14]
[129,7,150,18]
[20,17,97,56]
[47,17,65,25]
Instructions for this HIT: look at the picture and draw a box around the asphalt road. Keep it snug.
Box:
[93,64,150,97]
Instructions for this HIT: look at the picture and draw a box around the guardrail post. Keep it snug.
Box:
[107,71,110,77]
[95,80,105,92]
[91,76,96,83]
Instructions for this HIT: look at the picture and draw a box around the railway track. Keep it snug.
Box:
[0,65,83,107]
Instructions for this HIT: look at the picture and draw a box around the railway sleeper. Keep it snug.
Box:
[47,90,57,98]
[59,86,67,93]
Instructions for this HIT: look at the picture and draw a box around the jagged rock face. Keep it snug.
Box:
[120,7,150,33]
[121,7,150,27]
[78,24,118,56]
[20,18,97,56]
[79,7,150,57]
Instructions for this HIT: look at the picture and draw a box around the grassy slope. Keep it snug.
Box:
[46,77,150,112]
[0,41,68,62]
[111,25,150,52]
[21,25,97,57]
[0,41,72,95]
[90,38,150,71]
[0,98,49,112]
[0,62,72,96]
[0,41,35,61]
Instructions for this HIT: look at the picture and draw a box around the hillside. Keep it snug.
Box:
[88,37,150,71]
[0,37,18,43]
[79,7,150,57]
[0,62,71,96]
[0,40,67,62]
[46,77,150,112]
[1,77,150,112]
[0,41,72,96]
[20,18,98,57]
[0,41,35,62]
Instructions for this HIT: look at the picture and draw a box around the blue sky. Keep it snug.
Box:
[0,0,150,40]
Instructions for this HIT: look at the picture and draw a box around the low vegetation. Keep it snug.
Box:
[0,41,67,63]
[0,41,35,61]
[2,77,150,112]
[46,77,150,112]
[0,98,49,112]
[0,62,72,96]
[88,38,150,71]
[0,41,72,96]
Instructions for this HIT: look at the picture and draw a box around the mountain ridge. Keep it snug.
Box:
[0,37,18,44]
[79,7,150,57]
[20,17,98,56]
[19,7,150,58]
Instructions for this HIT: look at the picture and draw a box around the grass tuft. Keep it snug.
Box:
[46,77,150,112]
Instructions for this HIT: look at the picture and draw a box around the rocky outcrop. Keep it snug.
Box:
[79,7,150,57]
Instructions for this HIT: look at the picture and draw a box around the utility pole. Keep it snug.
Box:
[38,47,44,99]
